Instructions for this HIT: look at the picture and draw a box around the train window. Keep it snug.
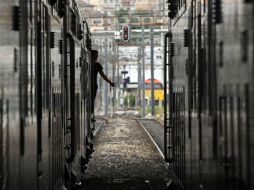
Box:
[48,0,57,5]
[241,30,248,63]
[71,11,77,35]
[20,118,25,155]
[169,0,187,24]
[213,0,222,24]
[52,61,55,77]
[145,83,163,89]
[57,0,65,18]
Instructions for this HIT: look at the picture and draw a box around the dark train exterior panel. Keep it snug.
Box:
[164,0,254,189]
[0,0,94,189]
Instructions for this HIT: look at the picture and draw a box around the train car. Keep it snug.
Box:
[164,0,254,189]
[0,0,93,189]
[0,1,21,189]
[144,79,164,105]
[216,0,254,188]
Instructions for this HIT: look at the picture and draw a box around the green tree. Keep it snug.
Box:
[129,95,136,108]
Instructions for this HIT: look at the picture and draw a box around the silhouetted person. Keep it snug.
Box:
[91,49,115,119]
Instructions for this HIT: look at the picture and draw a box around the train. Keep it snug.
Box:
[144,79,164,106]
[164,0,254,189]
[0,0,94,189]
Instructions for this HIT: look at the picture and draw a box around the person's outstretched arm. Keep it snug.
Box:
[98,70,116,87]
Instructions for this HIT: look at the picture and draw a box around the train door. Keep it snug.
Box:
[38,3,51,190]
[64,34,72,187]
[33,1,52,189]
[196,3,203,187]
[164,31,173,165]
[64,31,79,187]
[83,47,92,165]
[218,86,250,190]
[251,0,254,188]
[17,0,38,189]
[197,1,218,189]
[81,23,93,168]
[164,30,186,187]
[49,7,65,190]
[79,46,88,172]
[84,23,93,157]
[73,40,83,183]
[241,1,254,189]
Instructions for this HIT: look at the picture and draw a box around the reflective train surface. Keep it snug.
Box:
[0,0,94,189]
[164,0,254,189]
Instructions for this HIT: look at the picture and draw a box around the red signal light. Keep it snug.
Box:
[122,25,129,42]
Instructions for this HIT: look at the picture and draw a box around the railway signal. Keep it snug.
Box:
[122,25,130,42]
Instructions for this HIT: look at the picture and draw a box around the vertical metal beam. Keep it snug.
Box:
[112,43,116,114]
[141,26,145,117]
[137,47,141,107]
[104,38,108,115]
[150,26,155,116]
[116,43,120,108]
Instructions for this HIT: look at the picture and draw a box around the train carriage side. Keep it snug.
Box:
[0,0,51,189]
[0,1,23,189]
[215,0,254,189]
[62,1,93,187]
[164,1,189,187]
[18,1,66,189]
[251,1,254,188]
[81,21,93,172]
[165,0,196,188]
[0,0,93,189]
[165,0,254,190]
[165,0,222,189]
[49,1,66,190]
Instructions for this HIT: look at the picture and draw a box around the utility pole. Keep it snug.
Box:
[116,43,120,108]
[141,26,145,117]
[103,11,109,115]
[99,39,103,109]
[150,26,155,116]
[112,43,116,115]
[123,64,127,114]
[137,47,141,107]
[104,38,109,115]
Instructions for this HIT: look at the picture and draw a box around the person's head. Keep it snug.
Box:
[91,49,98,61]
